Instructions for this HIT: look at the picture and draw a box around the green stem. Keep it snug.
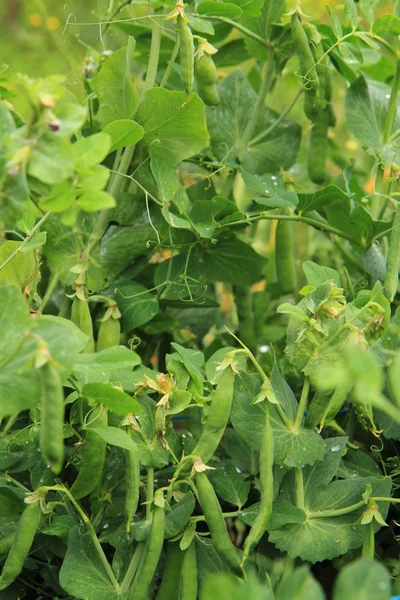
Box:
[218,212,362,246]
[240,48,275,149]
[0,212,51,273]
[85,145,135,258]
[143,10,162,92]
[249,88,303,147]
[294,469,304,510]
[191,511,240,523]
[160,37,180,88]
[57,486,120,590]
[307,500,366,519]
[198,15,268,47]
[121,542,145,593]
[39,270,60,315]
[146,467,154,521]
[294,377,310,431]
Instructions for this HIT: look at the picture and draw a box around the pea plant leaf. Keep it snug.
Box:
[333,558,391,600]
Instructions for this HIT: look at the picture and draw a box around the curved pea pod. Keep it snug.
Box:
[320,381,353,429]
[195,53,219,106]
[242,401,273,563]
[70,404,108,499]
[179,541,197,600]
[291,13,319,121]
[195,471,243,578]
[71,297,95,353]
[0,501,41,591]
[276,218,296,294]
[155,542,184,600]
[130,496,165,600]
[97,317,121,352]
[125,432,140,536]
[191,367,235,464]
[384,206,400,302]
[307,107,330,185]
[177,14,194,99]
[39,362,65,474]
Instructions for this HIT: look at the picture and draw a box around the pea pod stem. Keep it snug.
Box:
[307,500,366,519]
[121,542,145,594]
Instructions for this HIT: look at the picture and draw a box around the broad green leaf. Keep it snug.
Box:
[76,190,116,212]
[276,566,325,600]
[150,153,189,212]
[73,346,141,387]
[82,382,141,415]
[203,234,264,286]
[270,361,298,422]
[303,262,341,288]
[102,119,144,153]
[231,373,265,451]
[60,528,127,600]
[16,201,37,233]
[187,15,215,34]
[0,367,41,415]
[297,185,352,214]
[224,428,259,474]
[41,181,76,212]
[345,76,381,148]
[116,283,159,330]
[154,252,203,301]
[136,88,209,165]
[271,412,325,468]
[205,346,240,385]
[372,14,400,36]
[345,0,359,29]
[359,0,379,25]
[197,1,243,17]
[89,426,136,451]
[268,499,307,530]
[207,71,301,174]
[0,284,29,363]
[28,136,74,184]
[209,461,251,508]
[164,492,195,538]
[73,132,111,171]
[78,165,110,191]
[91,39,139,128]
[326,6,343,39]
[363,243,386,285]
[0,241,36,290]
[241,169,298,210]
[170,343,205,390]
[333,558,391,600]
[54,101,87,136]
[200,572,273,600]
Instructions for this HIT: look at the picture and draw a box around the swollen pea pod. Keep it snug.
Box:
[307,107,330,185]
[130,493,165,600]
[384,206,400,302]
[125,430,140,536]
[39,362,65,474]
[195,471,243,577]
[71,296,95,353]
[242,401,273,563]
[320,380,353,429]
[0,500,41,591]
[291,13,319,121]
[233,285,257,353]
[155,542,184,600]
[97,316,121,352]
[191,367,235,464]
[179,541,197,600]
[195,52,219,106]
[70,404,108,499]
[275,217,296,294]
[177,11,194,99]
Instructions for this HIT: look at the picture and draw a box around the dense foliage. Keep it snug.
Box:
[2,0,400,598]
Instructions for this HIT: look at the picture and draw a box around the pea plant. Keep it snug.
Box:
[2,0,400,597]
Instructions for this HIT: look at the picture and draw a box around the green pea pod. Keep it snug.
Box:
[242,401,273,562]
[291,13,319,121]
[125,432,140,536]
[130,502,165,600]
[39,362,65,474]
[195,471,243,578]
[191,367,234,464]
[361,521,375,559]
[177,14,194,99]
[97,317,121,352]
[233,285,257,353]
[0,501,41,591]
[179,542,197,600]
[71,297,95,353]
[384,206,400,302]
[0,534,15,556]
[194,53,219,106]
[156,542,184,600]
[307,107,330,185]
[276,218,296,294]
[70,404,108,499]
[320,381,353,429]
